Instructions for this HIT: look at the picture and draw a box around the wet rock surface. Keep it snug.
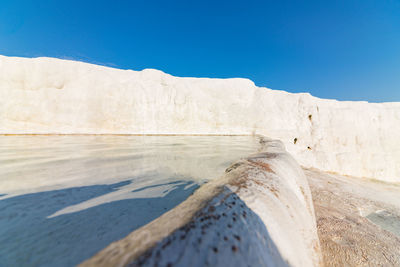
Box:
[306,169,400,266]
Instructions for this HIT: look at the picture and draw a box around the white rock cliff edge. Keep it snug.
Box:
[1,55,399,182]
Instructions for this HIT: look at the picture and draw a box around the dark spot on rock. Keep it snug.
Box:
[222,213,227,217]
[225,162,243,173]
[224,236,228,241]
[228,224,232,228]
[180,235,186,240]
[213,247,218,253]
[208,206,216,212]
[232,245,238,252]
[294,138,298,144]
[233,217,236,222]
[234,235,241,241]
[308,114,312,121]
[307,146,312,150]
[162,239,171,249]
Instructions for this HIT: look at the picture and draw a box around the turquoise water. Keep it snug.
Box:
[0,135,262,267]
[366,210,400,237]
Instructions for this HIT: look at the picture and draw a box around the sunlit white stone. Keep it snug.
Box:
[1,55,399,182]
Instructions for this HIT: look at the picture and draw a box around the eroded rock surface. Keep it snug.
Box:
[306,169,400,266]
[129,189,290,267]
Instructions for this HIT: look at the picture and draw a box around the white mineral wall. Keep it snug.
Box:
[1,55,400,182]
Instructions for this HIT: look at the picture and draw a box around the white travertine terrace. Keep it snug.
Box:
[1,55,399,182]
[1,55,399,266]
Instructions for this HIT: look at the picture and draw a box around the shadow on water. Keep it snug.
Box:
[0,180,198,267]
[130,189,290,267]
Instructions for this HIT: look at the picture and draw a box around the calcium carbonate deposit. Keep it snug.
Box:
[1,55,399,182]
[1,55,399,267]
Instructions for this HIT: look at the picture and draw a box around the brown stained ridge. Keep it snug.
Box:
[249,161,275,174]
[227,159,280,199]
[81,141,304,267]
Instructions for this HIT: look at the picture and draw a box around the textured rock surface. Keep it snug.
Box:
[306,168,400,266]
[80,139,322,267]
[1,56,399,182]
[129,189,291,267]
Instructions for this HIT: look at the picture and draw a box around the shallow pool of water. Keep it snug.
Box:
[0,135,262,267]
[366,210,400,237]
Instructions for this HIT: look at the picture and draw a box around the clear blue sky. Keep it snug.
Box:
[1,0,399,102]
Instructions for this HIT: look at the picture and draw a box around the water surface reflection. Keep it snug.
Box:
[0,135,261,266]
